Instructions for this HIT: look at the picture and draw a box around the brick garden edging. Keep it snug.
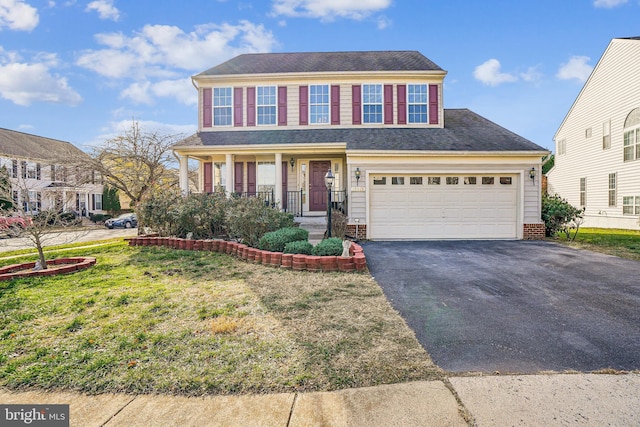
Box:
[0,257,97,281]
[127,237,367,273]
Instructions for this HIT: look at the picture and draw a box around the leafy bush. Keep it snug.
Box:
[283,240,314,255]
[226,197,295,247]
[137,189,182,237]
[175,192,228,239]
[259,227,309,252]
[312,237,344,256]
[542,193,584,238]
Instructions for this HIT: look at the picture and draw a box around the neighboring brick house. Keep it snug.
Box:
[0,128,104,217]
[547,37,640,230]
[173,51,548,240]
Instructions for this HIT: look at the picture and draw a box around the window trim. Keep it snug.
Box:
[256,85,277,126]
[362,84,383,124]
[309,84,330,125]
[557,139,566,156]
[608,173,616,207]
[213,87,233,127]
[603,120,611,150]
[623,196,640,216]
[407,84,428,124]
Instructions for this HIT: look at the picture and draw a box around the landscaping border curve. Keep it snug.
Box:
[0,257,97,281]
[128,237,367,273]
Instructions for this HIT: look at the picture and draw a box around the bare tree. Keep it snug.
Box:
[87,121,182,210]
[1,181,88,270]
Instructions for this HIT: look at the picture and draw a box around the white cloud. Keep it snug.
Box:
[520,66,542,82]
[76,21,276,105]
[557,56,593,82]
[85,0,120,21]
[271,0,391,21]
[0,49,82,106]
[77,21,277,79]
[120,78,196,106]
[0,0,39,31]
[593,0,627,8]
[473,59,518,86]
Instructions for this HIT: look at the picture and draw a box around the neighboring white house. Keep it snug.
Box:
[0,128,104,217]
[548,37,640,230]
[173,51,548,240]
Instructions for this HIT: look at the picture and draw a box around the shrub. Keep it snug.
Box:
[137,189,182,237]
[330,209,348,239]
[542,193,584,238]
[90,213,111,224]
[312,237,344,256]
[227,197,296,247]
[175,192,228,239]
[283,240,314,255]
[259,227,309,252]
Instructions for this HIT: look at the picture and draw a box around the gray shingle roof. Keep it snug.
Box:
[0,128,88,161]
[197,51,444,76]
[175,109,546,152]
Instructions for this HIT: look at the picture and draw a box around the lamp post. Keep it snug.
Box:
[324,168,334,238]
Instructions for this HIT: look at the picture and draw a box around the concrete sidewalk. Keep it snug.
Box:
[2,374,639,426]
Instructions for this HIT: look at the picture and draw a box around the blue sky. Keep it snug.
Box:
[0,0,637,152]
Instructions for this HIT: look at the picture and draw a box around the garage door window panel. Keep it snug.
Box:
[373,177,387,185]
[500,177,512,185]
[410,177,423,185]
[446,177,459,185]
[428,177,441,185]
[392,177,405,185]
[482,177,495,185]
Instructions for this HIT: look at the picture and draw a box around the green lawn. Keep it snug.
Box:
[553,227,640,261]
[0,242,440,396]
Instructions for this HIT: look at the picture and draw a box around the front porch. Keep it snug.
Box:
[176,148,348,218]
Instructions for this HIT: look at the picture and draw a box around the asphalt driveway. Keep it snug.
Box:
[363,240,640,374]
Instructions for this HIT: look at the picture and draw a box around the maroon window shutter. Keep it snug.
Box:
[234,162,243,193]
[204,162,213,193]
[429,84,439,125]
[233,87,243,127]
[397,84,407,124]
[247,162,256,196]
[247,87,256,127]
[352,85,361,125]
[278,86,287,126]
[384,84,393,124]
[331,85,340,125]
[203,88,212,128]
[299,86,308,125]
[282,162,288,210]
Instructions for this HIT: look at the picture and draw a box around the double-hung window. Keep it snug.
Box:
[408,84,428,123]
[608,173,617,207]
[257,86,277,125]
[213,87,232,126]
[362,84,383,124]
[623,196,640,215]
[580,178,587,207]
[623,108,640,161]
[309,85,329,124]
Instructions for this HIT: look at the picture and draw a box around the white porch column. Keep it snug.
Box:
[225,154,233,195]
[275,152,283,210]
[179,154,189,196]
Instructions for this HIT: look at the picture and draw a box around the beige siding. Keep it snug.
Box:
[549,38,640,229]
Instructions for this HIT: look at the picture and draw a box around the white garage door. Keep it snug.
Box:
[369,174,518,239]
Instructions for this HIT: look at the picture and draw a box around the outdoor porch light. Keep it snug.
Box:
[290,157,295,169]
[354,167,361,185]
[324,168,334,190]
[529,167,536,182]
[325,168,334,238]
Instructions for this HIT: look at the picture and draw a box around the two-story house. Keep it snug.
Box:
[172,51,548,240]
[547,37,640,230]
[0,128,104,217]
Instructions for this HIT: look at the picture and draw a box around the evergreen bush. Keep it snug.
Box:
[283,240,314,255]
[312,237,344,256]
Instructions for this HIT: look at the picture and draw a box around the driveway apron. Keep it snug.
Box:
[363,240,640,373]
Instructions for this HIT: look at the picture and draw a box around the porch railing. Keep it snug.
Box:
[209,189,346,217]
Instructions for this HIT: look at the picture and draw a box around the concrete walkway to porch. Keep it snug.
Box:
[294,215,327,244]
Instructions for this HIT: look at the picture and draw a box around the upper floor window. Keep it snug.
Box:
[257,86,277,125]
[309,85,329,124]
[362,84,383,124]
[602,120,611,150]
[557,139,566,155]
[623,107,640,161]
[408,84,428,123]
[213,87,232,126]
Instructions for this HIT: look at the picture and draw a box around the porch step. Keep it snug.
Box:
[295,217,328,244]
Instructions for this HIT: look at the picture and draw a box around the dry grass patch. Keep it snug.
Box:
[0,243,440,396]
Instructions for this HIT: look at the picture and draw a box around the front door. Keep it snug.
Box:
[309,161,331,211]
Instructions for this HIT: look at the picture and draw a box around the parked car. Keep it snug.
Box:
[0,215,32,237]
[105,213,137,229]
